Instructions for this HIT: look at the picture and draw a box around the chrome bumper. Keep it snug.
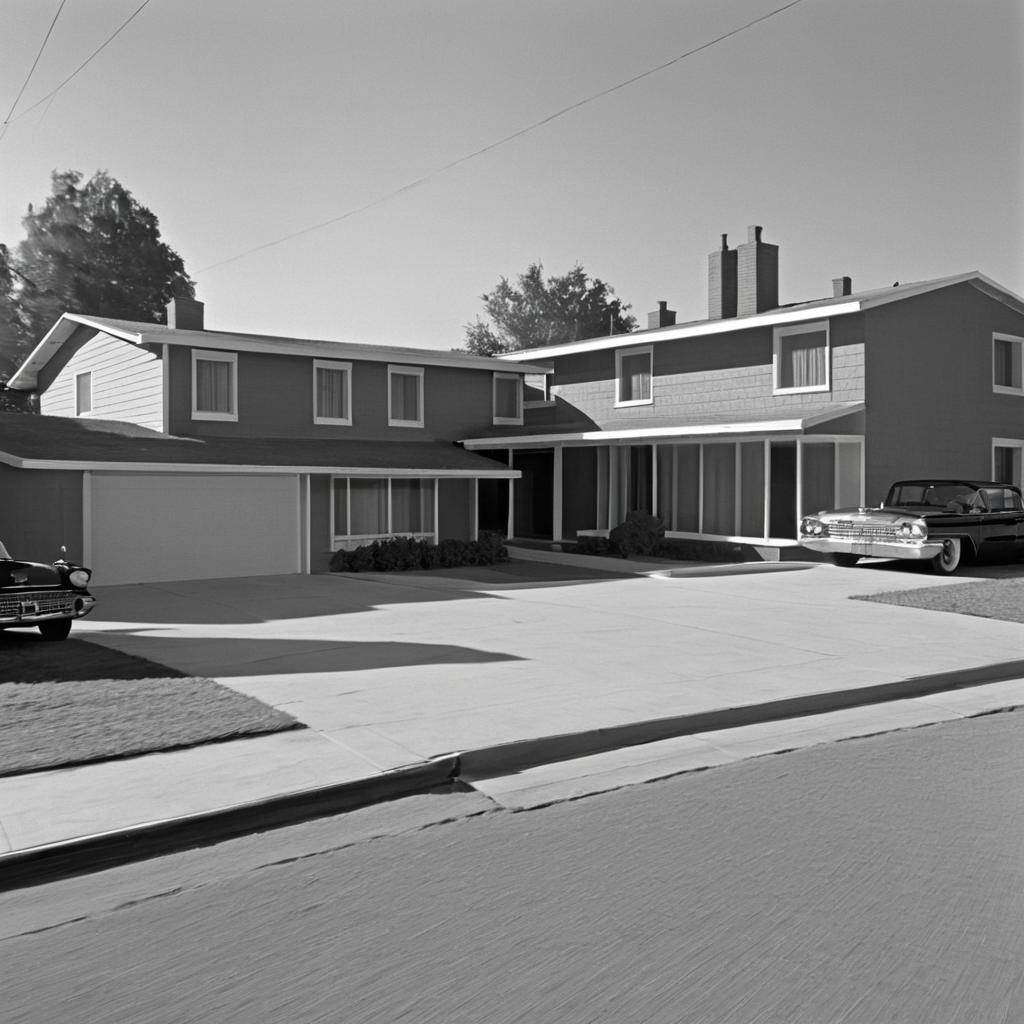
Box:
[800,538,944,561]
[0,592,96,626]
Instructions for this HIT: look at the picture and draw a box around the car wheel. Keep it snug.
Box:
[38,618,73,641]
[831,554,860,568]
[932,538,961,575]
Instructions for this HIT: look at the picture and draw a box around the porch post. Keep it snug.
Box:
[507,448,514,539]
[552,445,563,542]
[472,478,479,541]
[795,438,804,538]
[763,440,771,542]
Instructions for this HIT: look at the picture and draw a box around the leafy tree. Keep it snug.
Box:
[0,170,194,377]
[463,262,636,356]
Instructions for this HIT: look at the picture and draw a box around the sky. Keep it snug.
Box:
[1,0,1021,351]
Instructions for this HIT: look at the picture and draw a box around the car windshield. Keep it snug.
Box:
[0,540,10,559]
[887,484,977,509]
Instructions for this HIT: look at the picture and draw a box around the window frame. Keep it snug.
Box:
[387,364,425,428]
[191,349,238,422]
[493,372,524,425]
[615,345,654,407]
[772,321,831,395]
[993,438,1024,488]
[992,333,1024,395]
[313,359,353,425]
[331,476,437,546]
[74,370,93,416]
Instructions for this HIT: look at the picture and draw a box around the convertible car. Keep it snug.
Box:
[799,479,1024,575]
[0,541,96,640]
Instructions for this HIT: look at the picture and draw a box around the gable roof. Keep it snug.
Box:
[499,272,1024,362]
[6,314,551,390]
[0,412,517,477]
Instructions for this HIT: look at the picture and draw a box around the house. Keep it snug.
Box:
[461,226,1024,551]
[1,299,547,584]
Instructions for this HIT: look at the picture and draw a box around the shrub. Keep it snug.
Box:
[477,530,509,564]
[572,535,612,557]
[608,510,665,558]
[330,533,509,573]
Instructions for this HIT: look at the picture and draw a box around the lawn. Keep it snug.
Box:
[0,631,300,777]
[856,576,1024,623]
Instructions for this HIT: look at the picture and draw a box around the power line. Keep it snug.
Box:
[1,0,153,137]
[199,0,806,275]
[0,0,68,143]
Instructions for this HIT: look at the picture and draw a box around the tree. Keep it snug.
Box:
[0,170,194,377]
[463,262,636,356]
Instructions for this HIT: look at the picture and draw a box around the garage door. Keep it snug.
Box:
[88,472,301,585]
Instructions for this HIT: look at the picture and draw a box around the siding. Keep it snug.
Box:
[0,464,84,561]
[40,331,163,431]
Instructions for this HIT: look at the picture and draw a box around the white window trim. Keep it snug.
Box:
[191,348,238,422]
[74,370,93,417]
[992,333,1024,396]
[313,359,353,425]
[773,321,831,395]
[387,364,424,428]
[993,437,1024,487]
[615,345,654,407]
[493,372,524,425]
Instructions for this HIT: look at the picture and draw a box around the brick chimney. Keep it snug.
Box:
[737,225,778,317]
[648,300,677,330]
[166,296,204,330]
[708,234,737,320]
[832,276,852,297]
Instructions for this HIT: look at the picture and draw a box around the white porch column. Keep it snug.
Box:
[472,478,479,541]
[795,438,804,538]
[552,445,563,542]
[506,448,514,539]
[762,440,771,542]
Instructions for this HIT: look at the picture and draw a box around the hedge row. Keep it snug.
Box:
[330,532,508,573]
[573,511,750,562]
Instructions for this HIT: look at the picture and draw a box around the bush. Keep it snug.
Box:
[608,510,666,558]
[330,533,508,573]
[571,535,613,557]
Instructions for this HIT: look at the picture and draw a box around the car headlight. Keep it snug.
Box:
[68,568,91,588]
[800,516,825,537]
[897,520,927,540]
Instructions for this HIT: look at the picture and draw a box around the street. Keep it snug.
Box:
[4,709,1023,1024]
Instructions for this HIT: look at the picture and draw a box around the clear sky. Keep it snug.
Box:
[1,0,1021,351]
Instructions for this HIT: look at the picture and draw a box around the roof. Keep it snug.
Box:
[7,315,551,390]
[499,272,1024,362]
[0,413,517,477]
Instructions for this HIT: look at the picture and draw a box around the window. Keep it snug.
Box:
[773,322,830,394]
[616,346,653,406]
[192,349,237,421]
[493,372,523,424]
[388,365,424,427]
[75,371,92,416]
[993,334,1024,394]
[332,477,436,542]
[994,440,1024,487]
[313,359,352,424]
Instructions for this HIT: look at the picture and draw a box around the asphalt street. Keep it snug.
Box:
[4,708,1023,1024]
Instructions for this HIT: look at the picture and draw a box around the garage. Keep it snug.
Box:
[87,471,302,585]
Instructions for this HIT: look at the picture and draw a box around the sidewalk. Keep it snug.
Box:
[3,551,1024,885]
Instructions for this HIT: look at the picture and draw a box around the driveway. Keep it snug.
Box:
[78,558,1024,773]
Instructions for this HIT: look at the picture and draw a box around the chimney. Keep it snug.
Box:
[737,225,778,317]
[832,276,852,297]
[648,300,677,330]
[166,296,204,331]
[707,234,737,320]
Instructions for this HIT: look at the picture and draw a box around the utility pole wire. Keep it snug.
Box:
[198,0,806,274]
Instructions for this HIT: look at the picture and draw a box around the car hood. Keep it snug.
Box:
[817,505,957,522]
[0,559,63,588]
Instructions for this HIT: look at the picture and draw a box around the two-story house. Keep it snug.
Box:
[0,298,546,584]
[462,226,1024,553]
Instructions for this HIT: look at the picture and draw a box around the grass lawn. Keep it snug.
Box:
[0,631,300,777]
[856,576,1024,623]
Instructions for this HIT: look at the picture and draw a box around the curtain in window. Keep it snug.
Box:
[350,480,388,535]
[391,373,420,421]
[620,353,651,401]
[332,481,349,536]
[391,480,435,533]
[495,377,520,419]
[780,333,826,389]
[196,359,233,412]
[317,367,347,419]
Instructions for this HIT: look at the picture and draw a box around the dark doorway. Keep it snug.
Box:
[628,446,653,514]
[513,449,553,539]
[475,449,511,535]
[769,441,797,539]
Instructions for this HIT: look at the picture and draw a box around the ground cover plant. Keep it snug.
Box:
[330,531,508,572]
[0,633,299,777]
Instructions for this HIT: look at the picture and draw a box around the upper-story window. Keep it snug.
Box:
[388,365,424,427]
[75,371,92,416]
[493,372,523,425]
[616,345,653,406]
[993,334,1024,394]
[313,359,352,425]
[192,349,238,421]
[773,322,830,394]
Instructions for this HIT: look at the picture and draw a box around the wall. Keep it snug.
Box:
[38,330,163,430]
[438,478,473,541]
[0,464,84,561]
[308,474,333,571]
[862,283,1024,502]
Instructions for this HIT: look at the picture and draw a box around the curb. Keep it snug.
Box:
[0,755,459,894]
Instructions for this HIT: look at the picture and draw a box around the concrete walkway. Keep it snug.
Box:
[3,551,1024,882]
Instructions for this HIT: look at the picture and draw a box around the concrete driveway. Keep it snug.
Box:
[77,556,1024,774]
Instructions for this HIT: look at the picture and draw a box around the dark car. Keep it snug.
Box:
[0,541,96,640]
[799,479,1024,575]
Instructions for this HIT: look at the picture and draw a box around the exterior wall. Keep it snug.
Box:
[38,330,163,430]
[0,464,84,561]
[309,474,333,571]
[862,284,1024,503]
[167,346,499,440]
[562,446,598,535]
[544,316,865,430]
[438,478,473,541]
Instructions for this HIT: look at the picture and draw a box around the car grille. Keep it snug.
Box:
[827,522,899,541]
[0,589,74,617]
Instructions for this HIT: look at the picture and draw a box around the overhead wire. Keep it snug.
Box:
[198,0,806,275]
